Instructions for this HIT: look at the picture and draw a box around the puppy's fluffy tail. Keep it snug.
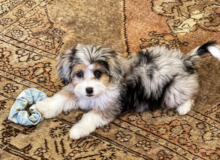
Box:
[197,41,220,61]
[183,41,220,74]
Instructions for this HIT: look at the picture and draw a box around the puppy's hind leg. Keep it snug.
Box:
[163,74,198,115]
[176,99,195,115]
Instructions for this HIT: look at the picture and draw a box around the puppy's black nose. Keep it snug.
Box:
[86,87,93,94]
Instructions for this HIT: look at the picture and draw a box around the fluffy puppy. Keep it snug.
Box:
[36,41,220,139]
[36,44,125,139]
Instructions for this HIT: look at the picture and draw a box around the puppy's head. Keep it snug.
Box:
[56,44,123,99]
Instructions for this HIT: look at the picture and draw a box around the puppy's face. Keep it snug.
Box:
[56,44,123,99]
[72,63,110,99]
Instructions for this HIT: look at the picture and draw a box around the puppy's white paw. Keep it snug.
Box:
[176,100,194,115]
[176,106,191,115]
[42,109,58,119]
[69,123,94,139]
[35,98,58,119]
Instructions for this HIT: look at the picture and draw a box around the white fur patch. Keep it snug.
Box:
[69,111,112,139]
[74,80,107,99]
[207,46,220,61]
[36,84,77,118]
[176,100,194,115]
[77,85,119,111]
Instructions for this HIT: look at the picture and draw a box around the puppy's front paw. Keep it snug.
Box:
[69,123,94,139]
[35,98,58,119]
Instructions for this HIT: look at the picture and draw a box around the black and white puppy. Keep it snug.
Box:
[36,42,220,139]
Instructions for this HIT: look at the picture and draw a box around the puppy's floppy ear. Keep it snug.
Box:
[56,46,78,85]
[107,51,124,84]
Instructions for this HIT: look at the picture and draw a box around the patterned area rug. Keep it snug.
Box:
[0,0,220,159]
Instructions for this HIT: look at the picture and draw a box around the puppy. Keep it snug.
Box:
[36,42,220,139]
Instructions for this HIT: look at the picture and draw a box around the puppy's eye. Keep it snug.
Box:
[76,71,84,78]
[94,70,102,78]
